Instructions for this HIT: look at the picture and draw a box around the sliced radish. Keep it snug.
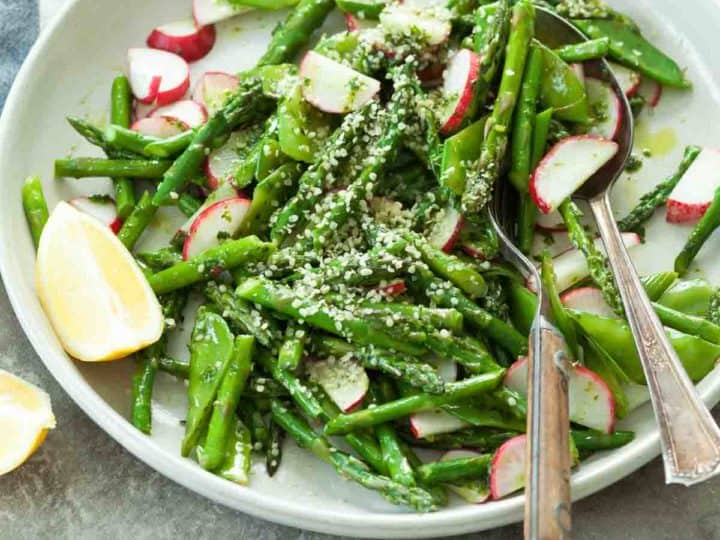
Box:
[561,286,617,318]
[608,62,641,97]
[193,0,252,26]
[178,181,238,238]
[623,383,650,411]
[379,3,452,47]
[569,63,585,87]
[585,78,622,140]
[299,51,381,114]
[131,116,188,138]
[505,357,616,433]
[307,356,369,412]
[426,356,458,383]
[127,48,190,106]
[134,100,155,121]
[146,19,216,63]
[489,434,526,499]
[344,13,377,32]
[535,209,566,232]
[569,365,616,433]
[438,49,481,135]
[530,135,619,214]
[637,77,662,107]
[204,130,252,190]
[149,99,207,128]
[182,197,251,260]
[377,279,406,296]
[526,232,641,293]
[427,203,463,252]
[410,409,469,438]
[192,71,240,115]
[68,196,122,234]
[441,450,490,503]
[666,148,720,223]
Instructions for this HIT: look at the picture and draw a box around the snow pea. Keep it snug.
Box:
[537,41,589,123]
[570,311,720,384]
[573,19,690,88]
[278,84,333,163]
[255,117,290,181]
[508,281,537,337]
[641,271,678,301]
[440,116,488,196]
[657,278,714,317]
[218,418,253,485]
[182,307,236,456]
[583,336,630,419]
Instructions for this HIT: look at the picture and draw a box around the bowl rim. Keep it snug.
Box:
[2,0,720,537]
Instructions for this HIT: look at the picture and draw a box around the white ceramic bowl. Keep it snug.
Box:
[2,0,720,537]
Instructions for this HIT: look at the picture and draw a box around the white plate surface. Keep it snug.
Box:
[1,0,720,537]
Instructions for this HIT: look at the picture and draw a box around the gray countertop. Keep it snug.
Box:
[2,1,720,539]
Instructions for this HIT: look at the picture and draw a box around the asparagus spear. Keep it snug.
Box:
[675,186,720,275]
[218,418,253,485]
[278,322,305,371]
[55,157,171,179]
[472,0,512,109]
[257,351,324,418]
[558,199,623,314]
[709,288,720,327]
[372,380,416,486]
[416,454,492,485]
[110,76,137,218]
[570,429,634,450]
[618,146,701,233]
[265,418,285,477]
[540,250,580,357]
[66,116,139,159]
[462,0,535,216]
[147,236,275,295]
[22,176,49,248]
[324,370,505,435]
[270,400,437,512]
[117,191,156,250]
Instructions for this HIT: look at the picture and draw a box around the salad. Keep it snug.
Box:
[19,0,720,512]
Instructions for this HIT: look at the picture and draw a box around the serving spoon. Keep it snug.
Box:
[537,7,720,489]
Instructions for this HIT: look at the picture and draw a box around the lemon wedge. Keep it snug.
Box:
[0,369,55,475]
[36,201,163,362]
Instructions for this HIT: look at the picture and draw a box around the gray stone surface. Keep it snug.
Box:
[3,268,720,540]
[2,1,720,538]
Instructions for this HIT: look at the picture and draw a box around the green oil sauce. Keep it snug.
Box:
[634,121,677,157]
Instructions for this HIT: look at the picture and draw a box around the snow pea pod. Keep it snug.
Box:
[182,307,235,456]
[218,418,253,485]
[537,41,589,123]
[278,84,332,163]
[657,278,714,317]
[440,116,488,196]
[570,311,720,384]
[573,19,690,88]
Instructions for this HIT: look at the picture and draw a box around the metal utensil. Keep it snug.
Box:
[538,8,720,486]
[490,178,572,539]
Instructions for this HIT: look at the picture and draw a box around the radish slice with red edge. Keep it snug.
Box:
[192,71,240,115]
[427,203,463,252]
[379,3,452,47]
[504,356,616,433]
[344,13,377,32]
[127,48,190,106]
[68,196,122,234]
[608,62,641,97]
[183,197,251,260]
[623,383,650,410]
[637,77,662,107]
[561,286,617,318]
[526,232,640,293]
[299,51,381,114]
[489,434,527,499]
[530,135,619,214]
[131,116,188,138]
[410,409,469,438]
[204,130,251,190]
[150,99,207,128]
[178,181,238,238]
[438,49,481,135]
[134,100,155,121]
[535,209,566,232]
[307,356,369,412]
[666,148,720,223]
[193,0,252,26]
[585,78,622,140]
[441,450,491,503]
[377,279,406,296]
[146,19,216,62]
[426,356,458,383]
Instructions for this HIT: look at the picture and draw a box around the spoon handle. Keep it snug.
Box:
[590,193,720,485]
[525,314,572,540]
